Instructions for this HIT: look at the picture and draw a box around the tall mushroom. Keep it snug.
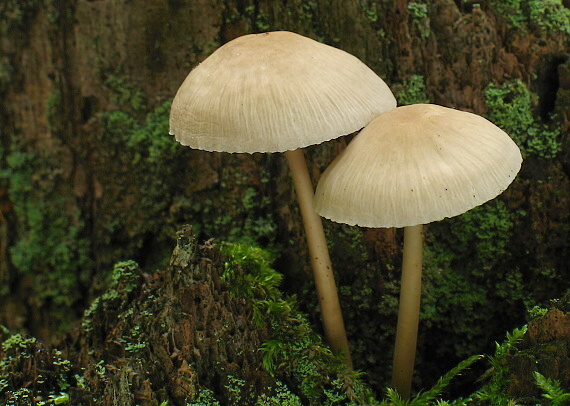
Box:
[169,31,396,363]
[314,104,522,396]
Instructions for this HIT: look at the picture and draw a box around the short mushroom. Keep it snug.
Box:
[169,31,396,363]
[313,103,522,396]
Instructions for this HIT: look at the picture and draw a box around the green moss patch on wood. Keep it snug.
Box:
[485,79,562,160]
[0,142,91,332]
[1,229,569,405]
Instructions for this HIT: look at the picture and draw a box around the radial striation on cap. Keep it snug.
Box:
[314,104,523,228]
[169,31,396,153]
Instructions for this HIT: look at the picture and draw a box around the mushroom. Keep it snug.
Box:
[313,104,522,396]
[169,31,396,363]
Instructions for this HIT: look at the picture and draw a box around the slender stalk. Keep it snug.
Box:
[391,224,424,399]
[284,148,352,366]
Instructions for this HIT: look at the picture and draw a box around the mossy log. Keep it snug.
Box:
[505,308,570,401]
[1,226,276,405]
[1,227,569,405]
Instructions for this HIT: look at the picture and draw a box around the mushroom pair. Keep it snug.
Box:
[169,31,397,364]
[314,104,523,397]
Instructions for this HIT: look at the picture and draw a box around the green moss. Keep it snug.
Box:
[490,0,570,35]
[221,242,378,405]
[95,100,186,265]
[255,381,304,405]
[244,5,270,32]
[0,80,94,326]
[527,304,549,321]
[472,326,528,405]
[408,2,430,39]
[103,71,146,112]
[81,260,142,332]
[1,333,37,355]
[186,388,222,406]
[187,163,280,254]
[0,333,76,405]
[534,372,570,405]
[358,1,392,41]
[421,200,522,357]
[0,145,91,320]
[188,378,304,406]
[485,79,561,159]
[0,0,39,35]
[87,262,142,330]
[126,101,177,164]
[329,224,368,264]
[360,1,380,23]
[394,74,430,105]
[446,200,514,272]
[109,260,141,293]
[221,244,281,299]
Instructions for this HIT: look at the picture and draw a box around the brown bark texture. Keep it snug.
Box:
[0,0,569,399]
[0,226,276,405]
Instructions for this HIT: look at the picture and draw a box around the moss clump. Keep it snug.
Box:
[360,1,380,24]
[81,260,143,333]
[533,372,570,406]
[421,199,523,360]
[485,79,561,159]
[0,331,76,405]
[490,0,570,36]
[102,70,147,113]
[408,2,430,39]
[394,75,430,105]
[0,145,91,325]
[94,100,186,265]
[221,242,377,405]
[187,164,280,253]
[189,378,304,406]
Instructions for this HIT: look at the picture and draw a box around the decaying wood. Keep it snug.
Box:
[2,226,275,405]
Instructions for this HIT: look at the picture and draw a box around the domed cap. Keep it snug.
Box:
[314,104,523,228]
[169,31,396,153]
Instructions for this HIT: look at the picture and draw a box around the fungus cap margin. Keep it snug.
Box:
[169,31,397,153]
[314,104,523,228]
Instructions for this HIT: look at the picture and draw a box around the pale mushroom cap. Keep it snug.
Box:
[169,31,396,153]
[314,104,523,228]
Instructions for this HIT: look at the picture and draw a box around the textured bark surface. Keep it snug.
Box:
[506,308,570,401]
[1,226,275,405]
[0,0,569,396]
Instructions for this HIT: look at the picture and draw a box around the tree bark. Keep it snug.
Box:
[0,0,568,396]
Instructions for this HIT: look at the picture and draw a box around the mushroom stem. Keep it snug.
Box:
[284,148,352,366]
[391,224,424,399]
